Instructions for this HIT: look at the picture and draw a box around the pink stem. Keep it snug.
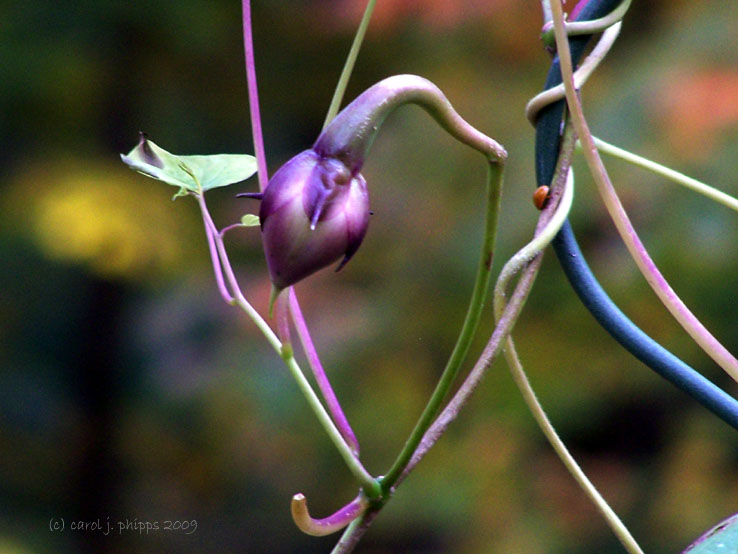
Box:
[289,289,360,455]
[199,196,235,304]
[242,0,268,192]
[291,493,368,536]
[241,0,360,453]
[549,2,738,380]
[275,291,292,348]
[220,222,246,235]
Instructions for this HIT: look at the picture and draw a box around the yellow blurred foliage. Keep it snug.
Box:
[0,538,34,554]
[4,157,201,282]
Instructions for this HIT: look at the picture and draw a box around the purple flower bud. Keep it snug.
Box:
[259,149,370,291]
[251,75,505,297]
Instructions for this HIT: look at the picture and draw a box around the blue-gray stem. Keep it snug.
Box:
[536,0,738,430]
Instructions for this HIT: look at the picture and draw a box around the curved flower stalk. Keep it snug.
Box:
[237,71,509,543]
[312,76,507,170]
[250,74,507,304]
[534,0,738,428]
[333,114,578,554]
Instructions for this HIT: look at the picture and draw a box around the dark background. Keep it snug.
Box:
[2,1,738,552]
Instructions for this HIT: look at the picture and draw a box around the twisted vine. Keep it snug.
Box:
[533,0,738,430]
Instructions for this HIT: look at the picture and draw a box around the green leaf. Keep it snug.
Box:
[120,133,257,196]
[683,514,738,553]
[241,214,260,227]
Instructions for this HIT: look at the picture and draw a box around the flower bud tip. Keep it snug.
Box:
[268,285,282,318]
[237,191,264,200]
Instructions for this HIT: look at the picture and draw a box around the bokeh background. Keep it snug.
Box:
[2,1,738,552]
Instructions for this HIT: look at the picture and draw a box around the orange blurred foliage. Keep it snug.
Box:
[312,0,543,64]
[653,68,738,161]
[316,0,526,32]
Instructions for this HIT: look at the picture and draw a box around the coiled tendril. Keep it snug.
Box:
[532,0,738,430]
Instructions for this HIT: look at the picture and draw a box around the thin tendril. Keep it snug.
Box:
[503,337,645,554]
[242,0,268,191]
[550,0,738,381]
[591,136,738,213]
[535,0,738,430]
[323,0,377,129]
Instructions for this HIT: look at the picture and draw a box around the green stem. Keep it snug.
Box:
[322,0,376,129]
[196,194,379,496]
[281,354,380,498]
[502,337,645,554]
[381,161,504,491]
[591,136,738,213]
[493,113,643,553]
[362,136,577,548]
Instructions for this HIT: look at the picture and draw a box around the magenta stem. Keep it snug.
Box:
[292,493,368,536]
[289,289,361,455]
[241,0,360,454]
[220,222,245,235]
[198,195,235,304]
[275,291,293,349]
[242,0,268,192]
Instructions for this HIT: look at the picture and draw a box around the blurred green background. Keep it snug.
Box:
[2,1,738,552]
